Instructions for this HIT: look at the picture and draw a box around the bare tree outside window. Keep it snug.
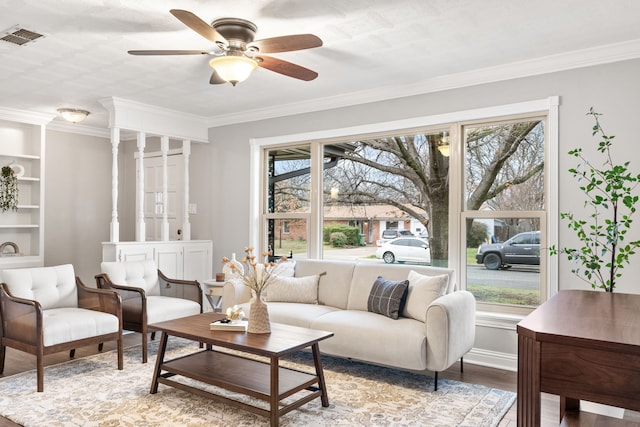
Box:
[263,116,547,307]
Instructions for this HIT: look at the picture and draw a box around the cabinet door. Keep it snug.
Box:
[183,242,212,282]
[155,243,183,278]
[119,245,154,262]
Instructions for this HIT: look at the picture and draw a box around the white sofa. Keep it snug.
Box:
[223,259,476,390]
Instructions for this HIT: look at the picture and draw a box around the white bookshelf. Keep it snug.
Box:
[0,117,47,269]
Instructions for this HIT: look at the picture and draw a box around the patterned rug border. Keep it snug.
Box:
[0,338,516,426]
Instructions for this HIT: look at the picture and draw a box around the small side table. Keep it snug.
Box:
[201,279,225,313]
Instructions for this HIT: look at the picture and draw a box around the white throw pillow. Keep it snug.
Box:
[402,271,449,322]
[265,274,320,304]
[260,260,296,300]
[269,260,296,278]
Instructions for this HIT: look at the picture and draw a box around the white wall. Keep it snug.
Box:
[39,58,640,369]
[44,130,114,282]
[205,58,640,368]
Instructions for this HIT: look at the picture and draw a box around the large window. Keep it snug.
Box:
[264,145,311,259]
[254,98,557,314]
[462,118,547,312]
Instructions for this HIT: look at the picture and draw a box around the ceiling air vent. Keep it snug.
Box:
[0,26,45,46]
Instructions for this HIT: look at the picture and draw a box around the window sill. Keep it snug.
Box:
[476,310,525,330]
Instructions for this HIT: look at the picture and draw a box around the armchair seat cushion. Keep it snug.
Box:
[145,296,200,325]
[41,308,120,347]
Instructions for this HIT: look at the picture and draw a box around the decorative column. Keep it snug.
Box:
[110,127,120,242]
[181,140,191,240]
[135,131,146,241]
[160,136,170,241]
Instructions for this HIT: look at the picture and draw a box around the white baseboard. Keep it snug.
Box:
[464,347,517,372]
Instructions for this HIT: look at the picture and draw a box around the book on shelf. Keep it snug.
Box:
[210,319,248,331]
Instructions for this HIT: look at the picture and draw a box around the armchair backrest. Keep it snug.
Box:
[1,264,78,309]
[100,260,160,296]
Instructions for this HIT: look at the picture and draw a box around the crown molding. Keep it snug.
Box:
[99,97,210,143]
[47,120,110,138]
[207,38,640,128]
[0,107,55,125]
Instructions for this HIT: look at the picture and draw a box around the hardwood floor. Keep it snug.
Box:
[1,334,639,426]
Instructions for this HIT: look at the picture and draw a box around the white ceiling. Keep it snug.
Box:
[2,0,640,130]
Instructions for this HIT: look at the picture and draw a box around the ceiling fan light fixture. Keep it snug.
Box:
[57,108,90,123]
[209,55,257,86]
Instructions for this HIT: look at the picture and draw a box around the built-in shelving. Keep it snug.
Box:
[0,116,47,269]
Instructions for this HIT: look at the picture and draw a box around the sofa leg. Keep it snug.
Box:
[69,349,75,358]
[460,356,464,373]
[434,371,438,391]
[98,343,104,352]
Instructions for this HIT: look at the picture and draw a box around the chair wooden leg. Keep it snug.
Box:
[142,331,148,364]
[0,343,5,374]
[37,349,44,392]
[117,337,123,370]
[70,349,75,358]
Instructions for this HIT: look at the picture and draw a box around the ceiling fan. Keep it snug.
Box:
[128,9,322,86]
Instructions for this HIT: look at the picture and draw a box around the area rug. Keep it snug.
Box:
[0,338,515,426]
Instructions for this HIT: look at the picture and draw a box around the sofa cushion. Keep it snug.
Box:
[265,274,320,303]
[348,263,456,311]
[295,259,355,309]
[262,260,296,300]
[367,276,409,319]
[403,271,449,322]
[310,310,428,371]
[270,259,296,277]
[248,301,340,329]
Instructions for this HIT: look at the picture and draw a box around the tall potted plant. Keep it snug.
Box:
[0,165,18,212]
[550,108,640,292]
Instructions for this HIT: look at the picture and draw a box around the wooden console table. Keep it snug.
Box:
[517,290,640,426]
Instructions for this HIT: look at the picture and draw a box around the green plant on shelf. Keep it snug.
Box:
[0,165,18,212]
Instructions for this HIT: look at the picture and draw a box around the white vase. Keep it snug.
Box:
[247,292,271,334]
[223,252,244,280]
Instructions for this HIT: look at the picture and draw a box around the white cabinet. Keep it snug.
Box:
[102,240,213,282]
[0,120,45,269]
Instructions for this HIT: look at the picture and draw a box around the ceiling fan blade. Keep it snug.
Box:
[209,70,226,85]
[257,56,318,81]
[170,9,226,44]
[250,34,322,53]
[128,50,211,55]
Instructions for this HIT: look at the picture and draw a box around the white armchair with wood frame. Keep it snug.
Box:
[0,264,123,392]
[95,260,202,363]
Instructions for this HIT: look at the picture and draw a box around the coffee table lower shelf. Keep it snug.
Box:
[153,349,323,420]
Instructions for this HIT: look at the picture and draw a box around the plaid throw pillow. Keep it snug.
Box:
[367,276,409,319]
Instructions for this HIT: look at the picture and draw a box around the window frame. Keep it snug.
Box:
[459,113,549,315]
[249,96,559,316]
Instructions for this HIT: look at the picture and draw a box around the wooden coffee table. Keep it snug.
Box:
[148,312,334,427]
